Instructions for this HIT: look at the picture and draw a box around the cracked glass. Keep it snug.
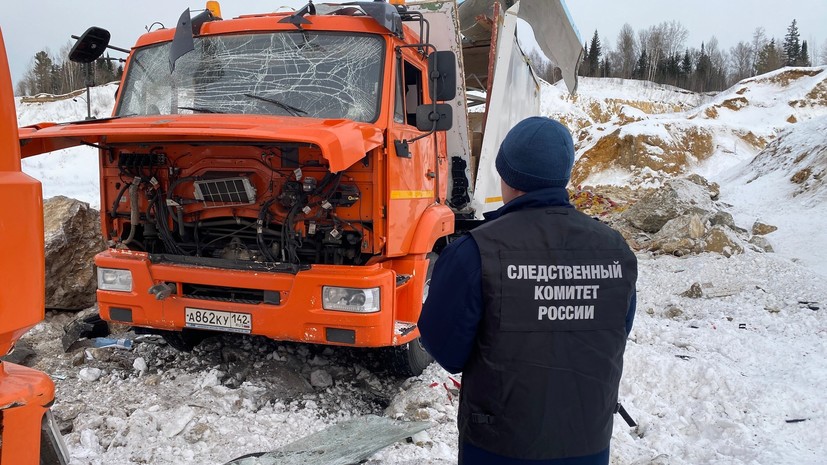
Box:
[117,32,384,122]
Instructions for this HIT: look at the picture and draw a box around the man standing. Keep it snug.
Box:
[419,117,637,465]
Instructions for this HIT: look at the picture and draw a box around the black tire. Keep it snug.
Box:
[160,329,208,352]
[388,337,433,377]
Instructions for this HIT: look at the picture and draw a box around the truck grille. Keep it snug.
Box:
[181,283,280,305]
[193,177,256,207]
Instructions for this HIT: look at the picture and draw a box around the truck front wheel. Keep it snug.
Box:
[389,252,438,376]
[160,329,208,352]
[389,337,433,377]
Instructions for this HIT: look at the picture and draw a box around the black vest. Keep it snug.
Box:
[464,206,637,460]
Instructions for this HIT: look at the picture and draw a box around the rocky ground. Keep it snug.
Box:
[12,309,438,464]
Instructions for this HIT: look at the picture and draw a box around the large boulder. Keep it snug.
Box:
[622,178,717,233]
[650,214,705,256]
[700,225,744,257]
[620,176,756,258]
[44,196,106,309]
[751,221,778,236]
[649,212,748,257]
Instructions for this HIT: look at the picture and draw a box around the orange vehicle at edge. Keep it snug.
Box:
[0,28,69,465]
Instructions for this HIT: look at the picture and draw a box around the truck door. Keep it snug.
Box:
[386,54,436,256]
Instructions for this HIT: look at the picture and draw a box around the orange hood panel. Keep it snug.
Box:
[19,115,384,173]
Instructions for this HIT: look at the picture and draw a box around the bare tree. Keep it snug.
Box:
[639,25,665,81]
[660,20,689,58]
[15,67,37,96]
[615,23,638,78]
[57,41,85,93]
[751,27,768,74]
[526,48,556,83]
[729,41,754,82]
[706,37,728,89]
[821,38,827,66]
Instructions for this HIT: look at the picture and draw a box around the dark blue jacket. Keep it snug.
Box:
[419,187,636,465]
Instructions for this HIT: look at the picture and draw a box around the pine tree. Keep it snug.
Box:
[664,53,681,85]
[49,64,61,94]
[694,42,712,92]
[681,49,692,77]
[799,40,811,66]
[579,41,590,77]
[756,39,782,74]
[32,50,54,95]
[94,56,118,85]
[588,30,601,77]
[634,48,648,79]
[783,19,801,66]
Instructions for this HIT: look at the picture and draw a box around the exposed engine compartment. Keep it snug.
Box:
[102,143,374,266]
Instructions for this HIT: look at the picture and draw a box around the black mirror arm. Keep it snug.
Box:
[70,35,129,55]
[406,122,438,144]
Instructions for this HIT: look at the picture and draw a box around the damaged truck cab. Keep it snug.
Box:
[21,1,457,375]
[18,0,584,376]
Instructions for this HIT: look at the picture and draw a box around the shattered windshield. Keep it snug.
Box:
[117,32,384,122]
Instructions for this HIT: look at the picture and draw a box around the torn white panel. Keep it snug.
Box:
[471,2,542,218]
[518,0,583,94]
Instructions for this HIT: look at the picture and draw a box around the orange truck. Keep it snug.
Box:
[0,28,70,465]
[17,0,582,375]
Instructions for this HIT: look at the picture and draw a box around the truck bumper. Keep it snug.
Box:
[95,250,420,348]
[0,362,69,465]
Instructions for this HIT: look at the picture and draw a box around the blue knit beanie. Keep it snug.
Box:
[495,116,575,191]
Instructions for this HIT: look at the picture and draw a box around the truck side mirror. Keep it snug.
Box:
[69,27,111,63]
[415,103,453,132]
[428,51,456,101]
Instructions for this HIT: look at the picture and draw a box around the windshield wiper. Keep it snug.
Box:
[244,93,307,117]
[177,106,225,114]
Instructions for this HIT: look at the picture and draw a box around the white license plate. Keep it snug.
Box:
[185,308,252,333]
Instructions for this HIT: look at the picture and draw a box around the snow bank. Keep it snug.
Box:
[13,71,827,465]
[16,84,117,209]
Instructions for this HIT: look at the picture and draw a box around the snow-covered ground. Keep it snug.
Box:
[17,84,116,208]
[13,73,827,464]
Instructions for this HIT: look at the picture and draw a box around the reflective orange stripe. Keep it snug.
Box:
[390,190,433,199]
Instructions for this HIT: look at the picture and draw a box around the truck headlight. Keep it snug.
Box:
[97,268,133,292]
[322,286,380,313]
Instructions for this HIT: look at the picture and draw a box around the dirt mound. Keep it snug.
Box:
[569,67,827,189]
[747,68,824,87]
[746,116,827,200]
[572,125,714,186]
[721,97,749,111]
[791,79,827,108]
[583,98,688,124]
[737,130,768,149]
[545,78,704,134]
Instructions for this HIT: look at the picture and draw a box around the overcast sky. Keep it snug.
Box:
[1,1,825,86]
